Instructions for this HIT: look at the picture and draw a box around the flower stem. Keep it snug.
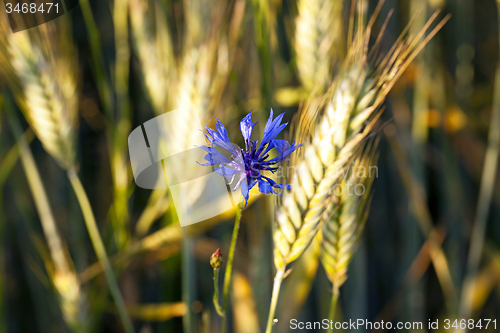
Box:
[220,197,244,333]
[265,268,285,333]
[67,167,135,333]
[327,284,340,333]
[213,268,225,317]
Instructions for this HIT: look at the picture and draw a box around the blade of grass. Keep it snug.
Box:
[110,0,133,249]
[374,226,447,323]
[0,128,34,187]
[459,0,500,320]
[67,167,136,333]
[221,197,245,333]
[251,0,274,107]
[385,124,456,311]
[407,0,429,322]
[79,0,113,118]
[4,96,86,332]
[181,228,196,333]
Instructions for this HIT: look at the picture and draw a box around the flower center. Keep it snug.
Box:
[243,149,261,183]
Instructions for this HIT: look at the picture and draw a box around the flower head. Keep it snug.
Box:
[197,109,302,208]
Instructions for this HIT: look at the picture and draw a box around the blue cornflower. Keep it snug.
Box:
[197,109,302,208]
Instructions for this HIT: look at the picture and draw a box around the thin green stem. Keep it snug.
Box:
[265,268,285,333]
[220,197,245,333]
[213,268,225,317]
[181,229,196,333]
[79,0,113,118]
[327,284,339,333]
[67,167,135,333]
[110,0,132,249]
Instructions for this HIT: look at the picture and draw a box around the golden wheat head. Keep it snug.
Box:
[294,0,344,92]
[1,19,78,169]
[320,140,378,288]
[273,5,449,272]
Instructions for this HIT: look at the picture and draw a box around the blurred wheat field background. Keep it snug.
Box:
[0,0,499,332]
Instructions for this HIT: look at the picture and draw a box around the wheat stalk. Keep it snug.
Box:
[0,17,136,333]
[266,3,449,331]
[4,98,86,332]
[0,15,85,331]
[294,0,343,92]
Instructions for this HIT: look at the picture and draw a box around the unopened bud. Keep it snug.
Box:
[210,248,223,269]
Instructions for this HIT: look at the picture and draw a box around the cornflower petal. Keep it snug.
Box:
[264,142,303,164]
[240,179,249,208]
[258,178,274,194]
[240,111,256,146]
[258,109,288,153]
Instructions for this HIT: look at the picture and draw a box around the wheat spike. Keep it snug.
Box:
[273,7,450,272]
[130,0,245,233]
[294,0,343,92]
[130,0,175,113]
[175,0,246,115]
[320,141,377,288]
[1,22,77,169]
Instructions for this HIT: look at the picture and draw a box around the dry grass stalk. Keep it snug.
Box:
[294,0,344,92]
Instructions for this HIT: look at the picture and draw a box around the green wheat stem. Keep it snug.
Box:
[213,268,224,317]
[221,197,244,333]
[79,0,113,118]
[67,167,135,333]
[327,284,339,333]
[265,267,285,333]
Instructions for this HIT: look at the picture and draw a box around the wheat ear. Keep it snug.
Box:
[130,0,175,113]
[267,5,449,332]
[294,0,343,92]
[320,142,377,288]
[130,0,245,236]
[3,25,77,169]
[320,141,378,331]
[274,7,449,274]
